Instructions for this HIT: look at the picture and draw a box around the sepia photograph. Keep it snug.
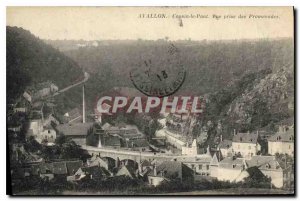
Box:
[6,6,294,195]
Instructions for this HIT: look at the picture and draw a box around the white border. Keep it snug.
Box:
[1,0,297,200]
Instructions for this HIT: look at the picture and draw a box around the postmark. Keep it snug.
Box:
[130,43,186,97]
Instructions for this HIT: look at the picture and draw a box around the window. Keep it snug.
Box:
[199,165,202,169]
[206,165,209,170]
[191,164,195,169]
[48,130,50,134]
[233,164,236,168]
[289,145,291,149]
[150,179,153,185]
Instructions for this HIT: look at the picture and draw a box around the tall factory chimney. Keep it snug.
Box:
[82,84,86,123]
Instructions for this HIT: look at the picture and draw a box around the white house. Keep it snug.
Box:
[182,139,198,156]
[210,156,249,183]
[232,131,261,159]
[268,126,294,156]
[218,138,233,158]
[246,155,285,188]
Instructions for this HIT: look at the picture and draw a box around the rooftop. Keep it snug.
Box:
[268,128,294,142]
[246,155,282,171]
[218,139,232,149]
[219,157,246,170]
[232,132,259,144]
[56,123,93,136]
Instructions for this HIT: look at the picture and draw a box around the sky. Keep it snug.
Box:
[7,7,294,41]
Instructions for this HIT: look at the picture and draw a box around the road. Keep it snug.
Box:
[82,145,198,161]
[52,72,90,96]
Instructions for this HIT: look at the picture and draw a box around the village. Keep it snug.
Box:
[7,78,294,194]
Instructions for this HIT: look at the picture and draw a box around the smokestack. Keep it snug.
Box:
[153,164,157,176]
[82,84,86,123]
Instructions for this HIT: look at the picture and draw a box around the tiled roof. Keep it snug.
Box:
[232,132,258,144]
[66,108,81,119]
[268,128,294,142]
[219,157,246,170]
[31,160,83,175]
[103,135,121,147]
[66,160,83,175]
[148,161,183,179]
[56,123,93,136]
[210,153,220,166]
[128,138,149,148]
[81,166,111,177]
[218,139,232,149]
[246,155,282,171]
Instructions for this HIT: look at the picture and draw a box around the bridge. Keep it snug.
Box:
[82,145,193,164]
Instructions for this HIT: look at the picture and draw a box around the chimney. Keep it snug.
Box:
[138,162,142,174]
[153,164,157,176]
[233,129,236,135]
[82,85,86,123]
[115,157,119,168]
[206,145,210,155]
[220,135,223,142]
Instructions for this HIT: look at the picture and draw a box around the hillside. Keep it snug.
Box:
[203,65,294,144]
[47,38,293,95]
[7,26,84,101]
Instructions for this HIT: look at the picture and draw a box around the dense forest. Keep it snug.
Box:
[6,26,83,102]
[50,38,293,95]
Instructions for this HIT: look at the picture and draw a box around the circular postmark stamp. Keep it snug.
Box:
[130,43,186,97]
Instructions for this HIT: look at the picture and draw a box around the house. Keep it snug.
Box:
[8,125,22,133]
[43,114,60,127]
[127,138,149,151]
[179,146,213,176]
[218,138,233,158]
[68,166,111,181]
[138,160,153,178]
[209,153,221,178]
[102,135,121,148]
[64,108,82,123]
[25,82,59,102]
[210,156,249,183]
[268,126,294,156]
[40,125,57,143]
[31,163,55,180]
[31,160,83,181]
[232,130,261,159]
[87,155,109,170]
[246,155,285,188]
[13,98,28,113]
[56,123,94,145]
[182,139,198,156]
[65,160,84,176]
[116,165,137,179]
[26,118,57,144]
[147,161,194,186]
[23,91,32,103]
